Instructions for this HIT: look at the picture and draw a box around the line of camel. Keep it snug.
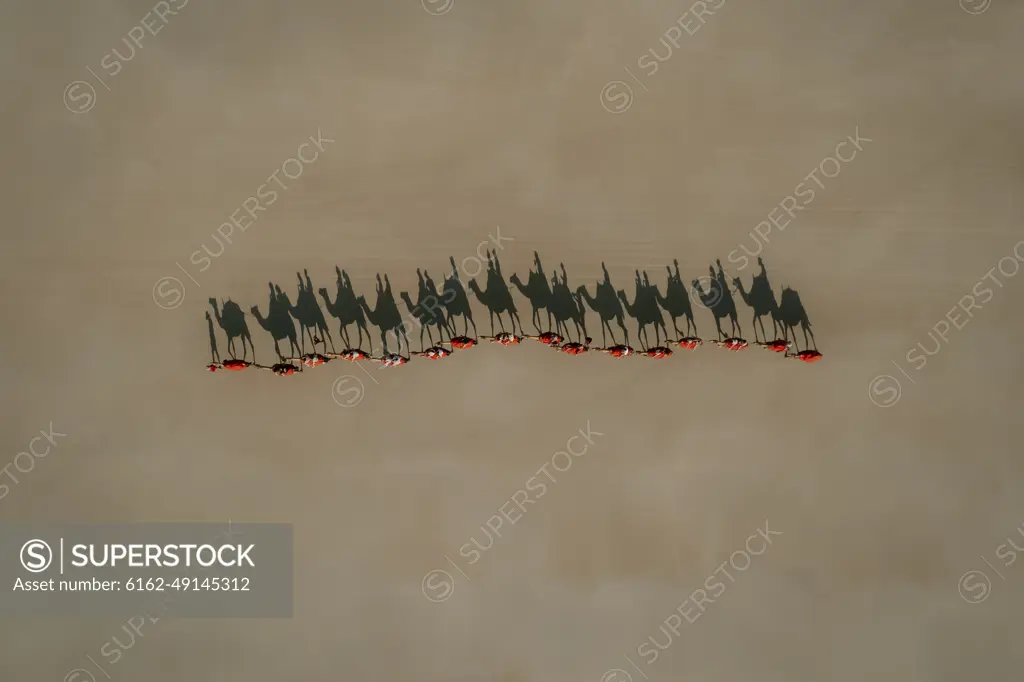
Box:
[205,253,819,374]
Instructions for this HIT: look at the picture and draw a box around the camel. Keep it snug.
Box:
[412,345,454,360]
[441,256,478,337]
[254,362,301,376]
[691,278,741,340]
[655,260,698,339]
[208,298,255,361]
[556,336,592,355]
[358,275,409,355]
[594,344,636,358]
[250,295,300,363]
[777,287,817,351]
[525,331,564,346]
[400,291,451,351]
[207,359,253,372]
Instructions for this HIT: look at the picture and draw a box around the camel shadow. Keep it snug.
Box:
[577,262,629,347]
[509,251,555,334]
[731,257,784,343]
[545,262,587,343]
[691,262,741,340]
[288,270,336,354]
[205,310,221,363]
[777,285,817,351]
[656,259,698,339]
[442,256,478,338]
[208,297,255,361]
[618,270,669,349]
[251,282,301,361]
[359,273,410,355]
[468,249,523,336]
[318,266,371,350]
[400,268,454,351]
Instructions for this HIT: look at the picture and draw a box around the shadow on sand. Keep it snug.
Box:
[509,251,554,334]
[205,310,221,363]
[400,268,454,351]
[288,269,336,353]
[467,249,523,336]
[318,266,371,350]
[691,261,741,341]
[251,282,301,361]
[205,254,820,361]
[577,262,630,347]
[730,257,784,343]
[618,270,669,349]
[442,256,478,338]
[208,297,255,361]
[359,273,410,355]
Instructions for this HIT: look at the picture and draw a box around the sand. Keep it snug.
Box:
[2,0,1024,679]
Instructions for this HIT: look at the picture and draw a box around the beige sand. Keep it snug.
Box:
[3,0,1024,679]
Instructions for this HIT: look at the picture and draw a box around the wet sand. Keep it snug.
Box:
[2,0,1024,679]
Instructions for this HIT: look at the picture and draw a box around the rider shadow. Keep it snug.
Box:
[509,251,554,334]
[548,262,587,342]
[251,282,301,361]
[777,286,817,351]
[358,273,410,355]
[467,250,523,336]
[577,262,630,347]
[205,311,221,363]
[207,297,255,361]
[318,267,372,350]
